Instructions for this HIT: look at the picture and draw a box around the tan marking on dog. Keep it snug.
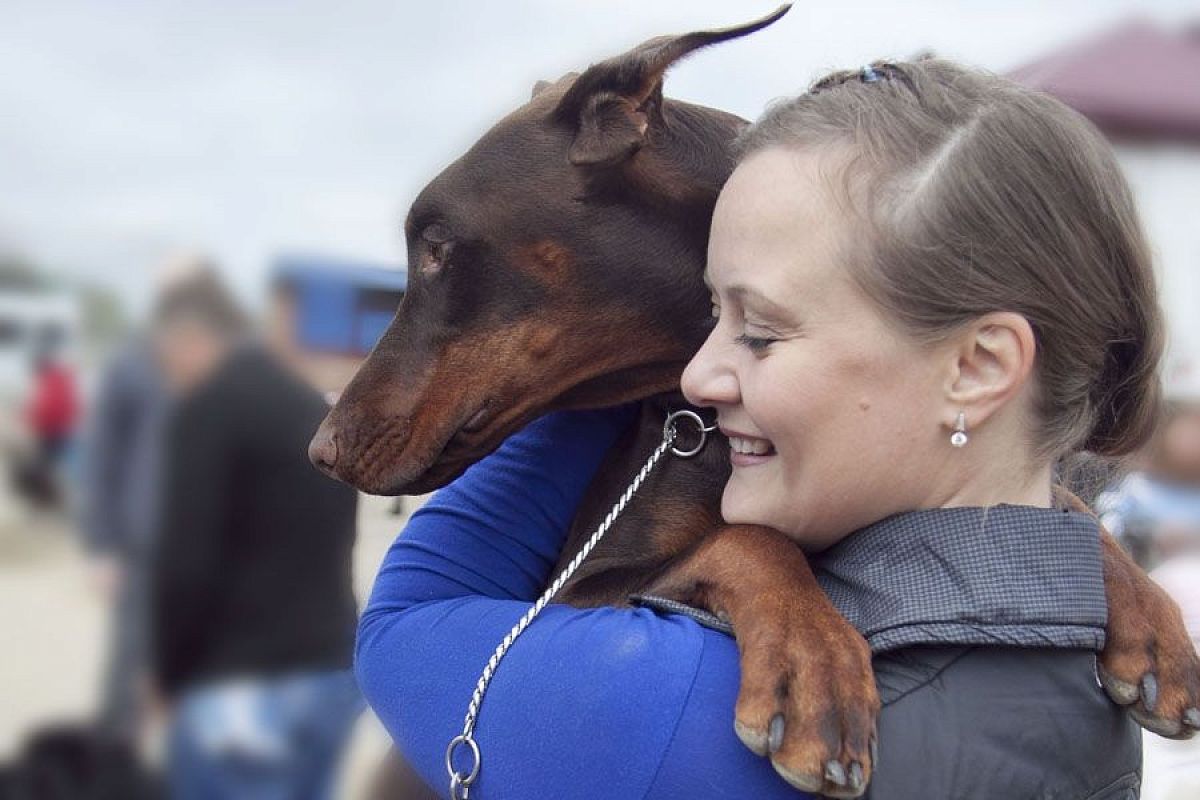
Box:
[513,240,575,289]
[645,497,723,561]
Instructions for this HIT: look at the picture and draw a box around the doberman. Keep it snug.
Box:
[311,6,1200,796]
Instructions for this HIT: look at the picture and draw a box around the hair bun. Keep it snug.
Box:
[1084,336,1163,457]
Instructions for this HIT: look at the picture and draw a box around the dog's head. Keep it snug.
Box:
[311,7,789,495]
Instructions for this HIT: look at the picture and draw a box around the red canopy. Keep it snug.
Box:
[1007,20,1200,140]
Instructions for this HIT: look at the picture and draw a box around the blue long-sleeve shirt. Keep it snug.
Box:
[356,406,809,798]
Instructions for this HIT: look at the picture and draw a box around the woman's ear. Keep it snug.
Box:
[943,312,1037,430]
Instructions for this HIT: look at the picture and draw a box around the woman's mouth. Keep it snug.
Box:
[727,434,776,466]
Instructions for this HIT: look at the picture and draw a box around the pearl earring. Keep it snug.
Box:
[950,411,968,448]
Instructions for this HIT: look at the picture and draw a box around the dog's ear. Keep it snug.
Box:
[555,5,791,168]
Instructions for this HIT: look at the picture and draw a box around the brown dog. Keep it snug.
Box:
[311,7,1200,796]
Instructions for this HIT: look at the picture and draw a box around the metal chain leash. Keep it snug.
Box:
[446,409,716,799]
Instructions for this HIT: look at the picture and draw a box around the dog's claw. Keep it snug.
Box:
[1141,673,1159,712]
[734,720,768,756]
[1185,708,1200,730]
[771,760,823,793]
[1128,706,1184,739]
[849,762,865,793]
[767,714,785,754]
[1099,668,1139,706]
[824,760,847,787]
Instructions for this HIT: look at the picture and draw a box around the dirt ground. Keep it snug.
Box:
[0,491,422,798]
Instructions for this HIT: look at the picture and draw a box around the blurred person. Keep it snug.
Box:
[21,336,78,508]
[82,334,168,741]
[81,254,212,746]
[148,270,362,800]
[1097,371,1200,569]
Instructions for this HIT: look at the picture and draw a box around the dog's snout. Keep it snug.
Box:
[309,421,340,475]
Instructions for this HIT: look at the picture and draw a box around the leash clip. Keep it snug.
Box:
[447,734,480,798]
[664,409,718,458]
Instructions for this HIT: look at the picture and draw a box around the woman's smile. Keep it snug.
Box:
[724,428,778,465]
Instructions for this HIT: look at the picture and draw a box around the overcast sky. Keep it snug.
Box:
[2,0,1195,317]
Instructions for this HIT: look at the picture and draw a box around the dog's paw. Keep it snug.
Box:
[1100,565,1200,739]
[732,612,880,797]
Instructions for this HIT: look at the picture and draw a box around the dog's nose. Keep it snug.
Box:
[309,421,340,475]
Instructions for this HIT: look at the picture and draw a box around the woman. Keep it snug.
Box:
[357,60,1156,798]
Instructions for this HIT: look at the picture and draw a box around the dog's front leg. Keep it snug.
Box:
[640,523,879,798]
[1053,487,1200,738]
[1097,527,1200,738]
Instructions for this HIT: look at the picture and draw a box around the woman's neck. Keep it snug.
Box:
[933,458,1054,510]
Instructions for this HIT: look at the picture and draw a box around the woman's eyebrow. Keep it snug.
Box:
[729,285,797,321]
[702,273,798,322]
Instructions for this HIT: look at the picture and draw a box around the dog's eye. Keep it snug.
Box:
[419,241,448,276]
[419,225,453,275]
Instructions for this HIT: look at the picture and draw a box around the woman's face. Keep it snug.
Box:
[682,147,951,550]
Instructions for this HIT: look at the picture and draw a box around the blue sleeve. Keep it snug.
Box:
[356,407,811,800]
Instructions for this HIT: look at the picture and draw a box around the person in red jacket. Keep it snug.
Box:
[23,343,79,507]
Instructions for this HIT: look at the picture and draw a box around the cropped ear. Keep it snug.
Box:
[554,4,791,167]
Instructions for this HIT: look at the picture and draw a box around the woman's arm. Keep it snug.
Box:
[357,407,809,799]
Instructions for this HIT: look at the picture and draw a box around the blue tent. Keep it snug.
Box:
[273,255,407,356]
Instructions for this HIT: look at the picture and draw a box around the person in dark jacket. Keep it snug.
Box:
[357,59,1161,798]
[81,336,168,743]
[148,271,361,800]
[82,255,211,746]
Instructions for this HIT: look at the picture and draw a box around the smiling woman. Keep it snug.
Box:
[355,54,1194,800]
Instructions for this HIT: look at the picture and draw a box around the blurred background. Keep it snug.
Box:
[2,1,1198,798]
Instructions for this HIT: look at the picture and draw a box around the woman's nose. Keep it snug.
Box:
[682,332,739,408]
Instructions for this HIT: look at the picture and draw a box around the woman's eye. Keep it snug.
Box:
[735,333,777,352]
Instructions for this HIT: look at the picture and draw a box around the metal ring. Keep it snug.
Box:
[446,735,481,786]
[450,774,470,799]
[664,409,717,458]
